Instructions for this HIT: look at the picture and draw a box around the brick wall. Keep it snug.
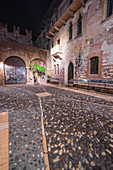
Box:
[0,23,32,45]
[50,0,113,83]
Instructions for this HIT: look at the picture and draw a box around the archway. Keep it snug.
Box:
[30,58,47,84]
[4,56,26,84]
[68,62,74,82]
[31,58,46,68]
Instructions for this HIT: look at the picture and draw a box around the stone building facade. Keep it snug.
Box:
[35,0,113,84]
[0,24,50,85]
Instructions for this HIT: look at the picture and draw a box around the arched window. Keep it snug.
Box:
[90,57,99,74]
[57,64,59,74]
[68,62,74,82]
[52,40,54,48]
[77,14,82,36]
[69,22,72,40]
[54,65,56,74]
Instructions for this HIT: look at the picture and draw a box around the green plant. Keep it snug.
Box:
[29,64,46,75]
[47,75,51,78]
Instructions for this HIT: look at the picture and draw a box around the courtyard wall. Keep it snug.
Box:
[0,40,50,85]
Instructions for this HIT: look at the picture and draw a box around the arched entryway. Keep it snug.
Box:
[4,56,26,84]
[31,58,46,68]
[68,62,74,82]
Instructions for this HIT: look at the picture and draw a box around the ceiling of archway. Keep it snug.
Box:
[4,57,26,67]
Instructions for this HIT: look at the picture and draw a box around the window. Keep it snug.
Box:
[52,40,54,48]
[57,64,59,74]
[90,57,99,74]
[69,22,72,40]
[107,0,113,17]
[54,65,56,74]
[77,14,82,36]
[47,44,49,50]
[57,39,60,45]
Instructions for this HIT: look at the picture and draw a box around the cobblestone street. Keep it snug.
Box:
[0,84,113,170]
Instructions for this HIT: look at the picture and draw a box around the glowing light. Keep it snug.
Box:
[0,61,3,67]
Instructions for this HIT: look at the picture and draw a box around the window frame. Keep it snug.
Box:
[77,14,82,36]
[90,57,99,75]
[54,65,56,74]
[57,64,59,74]
[52,40,54,48]
[69,22,73,40]
[107,0,113,18]
[57,39,60,45]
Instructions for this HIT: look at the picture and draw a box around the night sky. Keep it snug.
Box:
[0,0,53,36]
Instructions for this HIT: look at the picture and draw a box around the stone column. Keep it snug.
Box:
[0,61,5,86]
[26,67,34,84]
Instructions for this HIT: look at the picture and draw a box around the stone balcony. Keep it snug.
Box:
[51,44,63,59]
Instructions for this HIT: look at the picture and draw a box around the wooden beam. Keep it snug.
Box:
[78,0,84,6]
[49,32,55,36]
[67,9,74,17]
[54,26,60,31]
[46,36,51,39]
[60,19,66,25]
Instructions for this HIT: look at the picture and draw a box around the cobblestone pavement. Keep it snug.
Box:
[0,85,45,170]
[0,84,113,170]
[41,85,113,170]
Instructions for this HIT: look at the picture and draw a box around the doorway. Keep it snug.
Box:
[4,56,26,84]
[68,62,74,83]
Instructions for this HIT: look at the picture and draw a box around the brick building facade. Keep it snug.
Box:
[0,0,113,85]
[0,24,50,85]
[35,0,113,84]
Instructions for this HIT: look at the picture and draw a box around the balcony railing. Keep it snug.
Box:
[46,0,87,38]
[51,1,70,26]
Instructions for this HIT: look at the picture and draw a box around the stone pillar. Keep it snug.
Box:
[0,61,5,86]
[26,67,34,84]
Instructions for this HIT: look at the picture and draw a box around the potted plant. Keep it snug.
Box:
[47,75,51,83]
[29,64,46,84]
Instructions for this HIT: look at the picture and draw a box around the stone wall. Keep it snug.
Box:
[50,0,113,83]
[0,40,50,85]
[0,23,32,45]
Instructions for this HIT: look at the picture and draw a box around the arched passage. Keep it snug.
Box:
[4,56,26,84]
[68,62,74,82]
[31,58,47,68]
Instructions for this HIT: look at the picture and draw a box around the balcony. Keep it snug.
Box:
[46,0,87,38]
[51,44,63,59]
